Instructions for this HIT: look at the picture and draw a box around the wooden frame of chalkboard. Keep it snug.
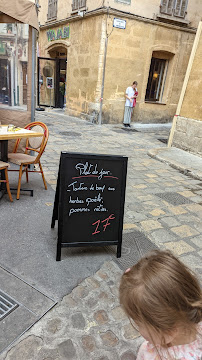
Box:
[51,152,128,261]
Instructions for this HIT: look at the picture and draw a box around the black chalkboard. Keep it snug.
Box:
[51,152,128,261]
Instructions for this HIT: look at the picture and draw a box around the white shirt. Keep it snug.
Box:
[125,86,135,107]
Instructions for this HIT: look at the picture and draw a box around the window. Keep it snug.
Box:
[160,0,188,18]
[72,0,86,12]
[0,24,29,109]
[145,58,167,102]
[47,0,58,21]
[115,0,131,4]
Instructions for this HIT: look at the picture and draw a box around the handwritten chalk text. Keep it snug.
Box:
[69,207,90,216]
[92,214,115,235]
[75,162,111,180]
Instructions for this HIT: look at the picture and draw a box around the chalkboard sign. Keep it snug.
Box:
[51,152,128,261]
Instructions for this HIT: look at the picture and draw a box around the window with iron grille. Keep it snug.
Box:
[145,57,168,102]
[160,0,188,18]
[47,0,58,20]
[72,0,86,12]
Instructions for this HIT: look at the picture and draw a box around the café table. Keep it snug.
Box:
[0,126,43,198]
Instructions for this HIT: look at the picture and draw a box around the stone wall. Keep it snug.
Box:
[39,16,105,120]
[65,16,104,119]
[102,17,195,123]
[180,27,202,121]
[172,117,202,155]
[171,23,202,155]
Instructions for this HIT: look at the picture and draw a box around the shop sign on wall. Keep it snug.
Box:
[47,25,70,42]
[113,18,126,29]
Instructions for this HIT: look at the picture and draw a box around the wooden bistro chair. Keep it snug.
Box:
[8,121,49,200]
[0,161,13,202]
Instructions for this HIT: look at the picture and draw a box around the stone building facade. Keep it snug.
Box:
[170,21,202,155]
[37,0,202,124]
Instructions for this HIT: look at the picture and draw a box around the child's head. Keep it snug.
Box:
[119,250,202,346]
[132,81,138,88]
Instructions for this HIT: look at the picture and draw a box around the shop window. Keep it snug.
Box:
[145,57,168,102]
[0,23,29,109]
[72,0,86,12]
[47,0,58,21]
[160,0,188,18]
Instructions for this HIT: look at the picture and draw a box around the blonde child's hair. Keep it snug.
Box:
[119,250,202,345]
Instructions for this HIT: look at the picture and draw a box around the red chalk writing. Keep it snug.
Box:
[92,214,115,235]
[92,219,101,235]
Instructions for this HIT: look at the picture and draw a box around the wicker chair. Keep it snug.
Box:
[0,161,13,202]
[8,121,49,200]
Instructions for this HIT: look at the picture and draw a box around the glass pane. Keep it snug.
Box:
[0,23,29,110]
[145,58,166,102]
[38,58,56,107]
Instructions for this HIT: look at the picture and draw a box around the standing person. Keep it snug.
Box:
[123,81,138,128]
[119,250,202,360]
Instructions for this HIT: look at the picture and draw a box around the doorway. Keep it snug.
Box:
[0,59,10,105]
[38,48,67,108]
[58,58,66,108]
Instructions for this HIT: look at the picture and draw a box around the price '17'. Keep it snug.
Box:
[92,214,115,235]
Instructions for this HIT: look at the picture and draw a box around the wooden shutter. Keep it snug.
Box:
[47,0,57,20]
[47,0,52,19]
[160,0,174,15]
[81,0,87,6]
[173,0,188,17]
[72,0,87,11]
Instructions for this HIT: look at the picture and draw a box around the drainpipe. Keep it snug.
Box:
[98,5,109,126]
[31,27,36,122]
[98,35,108,126]
[31,0,39,122]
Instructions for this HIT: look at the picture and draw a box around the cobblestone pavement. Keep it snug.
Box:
[1,112,202,360]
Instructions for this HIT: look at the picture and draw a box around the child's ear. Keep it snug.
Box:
[125,268,131,273]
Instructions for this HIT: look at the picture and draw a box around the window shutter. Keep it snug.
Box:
[160,0,167,13]
[47,0,52,19]
[174,0,188,17]
[160,0,174,15]
[47,0,57,19]
[167,0,174,15]
[72,0,86,11]
[54,0,58,17]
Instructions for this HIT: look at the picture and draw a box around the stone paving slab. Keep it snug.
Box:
[0,267,55,353]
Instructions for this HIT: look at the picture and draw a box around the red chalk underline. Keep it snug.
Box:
[72,175,118,179]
